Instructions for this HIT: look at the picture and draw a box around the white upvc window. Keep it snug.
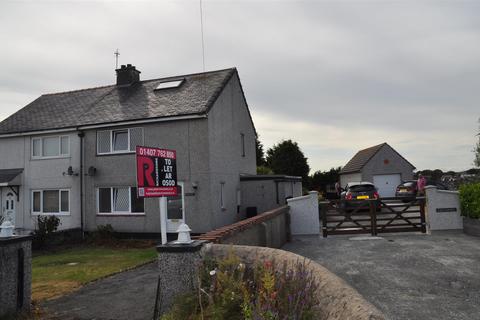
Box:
[97,187,145,215]
[96,127,143,155]
[32,135,70,159]
[31,189,70,215]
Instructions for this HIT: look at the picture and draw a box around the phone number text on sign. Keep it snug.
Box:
[136,146,177,197]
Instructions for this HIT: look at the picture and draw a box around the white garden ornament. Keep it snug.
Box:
[0,220,15,238]
[174,223,194,244]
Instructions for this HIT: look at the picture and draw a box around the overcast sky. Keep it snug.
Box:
[1,0,478,173]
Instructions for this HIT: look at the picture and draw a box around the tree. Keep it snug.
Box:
[255,135,266,166]
[310,167,342,193]
[475,119,480,167]
[266,140,310,180]
[415,169,443,182]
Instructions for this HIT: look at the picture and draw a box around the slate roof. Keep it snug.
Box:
[340,142,417,174]
[0,168,23,184]
[340,143,386,174]
[0,68,237,134]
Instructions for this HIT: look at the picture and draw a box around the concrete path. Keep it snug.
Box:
[283,232,480,320]
[42,262,159,320]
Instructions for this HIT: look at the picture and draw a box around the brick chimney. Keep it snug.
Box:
[116,64,141,85]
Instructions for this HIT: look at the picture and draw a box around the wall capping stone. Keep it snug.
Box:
[194,206,289,245]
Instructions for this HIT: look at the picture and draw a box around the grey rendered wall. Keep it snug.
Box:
[83,119,213,234]
[292,181,303,197]
[283,181,302,199]
[240,180,279,215]
[240,180,303,215]
[340,172,362,188]
[362,144,414,183]
[0,133,81,231]
[207,73,256,229]
[219,208,288,248]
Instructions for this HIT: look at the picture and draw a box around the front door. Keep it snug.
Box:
[167,182,185,232]
[2,190,16,225]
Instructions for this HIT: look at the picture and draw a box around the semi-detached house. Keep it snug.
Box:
[0,65,258,235]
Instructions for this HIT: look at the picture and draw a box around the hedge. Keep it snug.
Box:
[459,183,480,219]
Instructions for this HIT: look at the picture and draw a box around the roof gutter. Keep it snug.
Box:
[78,114,207,130]
[0,127,77,138]
[0,114,208,138]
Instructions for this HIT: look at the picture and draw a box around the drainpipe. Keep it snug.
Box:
[78,131,85,239]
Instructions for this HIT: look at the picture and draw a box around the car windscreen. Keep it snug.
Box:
[348,185,375,192]
[401,182,415,187]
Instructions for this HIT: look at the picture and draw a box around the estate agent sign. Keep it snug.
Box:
[136,146,177,197]
[136,145,178,244]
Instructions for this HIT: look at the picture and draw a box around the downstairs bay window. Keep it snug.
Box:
[97,187,144,214]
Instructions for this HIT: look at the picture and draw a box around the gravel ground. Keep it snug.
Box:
[283,231,480,320]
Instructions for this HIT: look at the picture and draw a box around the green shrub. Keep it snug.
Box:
[257,166,274,175]
[96,224,116,239]
[162,252,319,320]
[33,215,60,248]
[88,224,116,243]
[459,183,480,219]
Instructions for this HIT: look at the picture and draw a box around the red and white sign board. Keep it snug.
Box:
[136,146,177,197]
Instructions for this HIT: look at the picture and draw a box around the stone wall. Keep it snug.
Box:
[425,186,463,231]
[205,244,385,320]
[0,236,32,317]
[287,191,320,236]
[195,206,289,248]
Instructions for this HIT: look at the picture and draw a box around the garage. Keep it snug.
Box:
[339,143,415,197]
[373,174,401,197]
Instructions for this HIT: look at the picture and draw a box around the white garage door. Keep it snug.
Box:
[373,174,401,198]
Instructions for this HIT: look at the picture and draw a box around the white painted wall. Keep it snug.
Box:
[287,191,320,236]
[425,186,462,231]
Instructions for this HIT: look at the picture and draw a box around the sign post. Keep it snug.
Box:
[136,146,177,244]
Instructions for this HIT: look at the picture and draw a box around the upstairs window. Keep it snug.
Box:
[32,136,70,159]
[97,127,143,155]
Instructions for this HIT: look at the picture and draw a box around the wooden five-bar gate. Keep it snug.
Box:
[320,197,426,237]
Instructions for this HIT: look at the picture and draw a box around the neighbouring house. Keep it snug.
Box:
[0,65,266,236]
[339,143,415,197]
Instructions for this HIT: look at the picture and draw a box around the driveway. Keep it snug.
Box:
[283,231,480,320]
[42,262,158,320]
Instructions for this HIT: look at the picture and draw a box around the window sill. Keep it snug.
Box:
[96,151,135,156]
[32,212,70,216]
[97,213,146,217]
[31,155,71,160]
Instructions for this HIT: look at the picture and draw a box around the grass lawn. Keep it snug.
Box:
[32,245,157,302]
